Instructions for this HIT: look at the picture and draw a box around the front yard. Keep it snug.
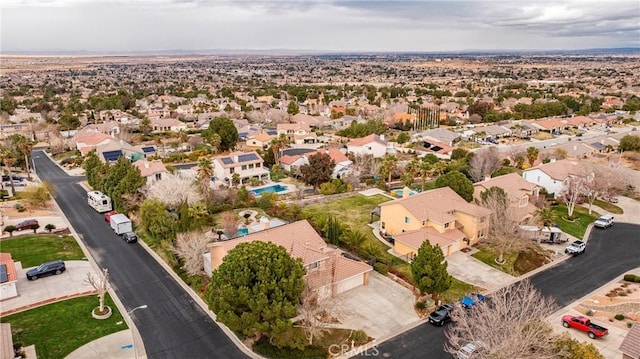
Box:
[0,235,85,267]
[0,294,126,359]
[551,204,600,239]
[472,244,551,276]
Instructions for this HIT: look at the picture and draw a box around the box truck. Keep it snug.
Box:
[109,214,132,235]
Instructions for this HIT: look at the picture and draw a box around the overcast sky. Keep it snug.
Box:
[1,0,639,53]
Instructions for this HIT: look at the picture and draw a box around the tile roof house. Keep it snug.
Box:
[75,132,113,154]
[212,151,269,186]
[522,159,580,196]
[92,139,145,163]
[246,131,275,150]
[150,117,188,133]
[473,173,541,223]
[620,324,640,359]
[412,128,461,146]
[277,123,317,144]
[0,253,18,300]
[378,187,492,258]
[133,160,168,184]
[278,148,352,179]
[347,134,390,158]
[205,220,372,300]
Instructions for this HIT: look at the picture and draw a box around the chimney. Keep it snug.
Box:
[144,161,150,169]
[379,134,385,141]
[573,146,577,151]
[260,216,270,230]
[484,174,491,182]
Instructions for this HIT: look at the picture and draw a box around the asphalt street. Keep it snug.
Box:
[32,150,248,359]
[366,223,640,358]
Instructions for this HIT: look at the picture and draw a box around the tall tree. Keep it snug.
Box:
[526,146,540,167]
[287,100,300,115]
[144,173,201,210]
[0,146,17,195]
[82,150,106,189]
[8,134,33,180]
[140,116,152,136]
[196,157,214,197]
[170,230,211,276]
[270,133,288,161]
[203,117,238,151]
[411,241,451,302]
[579,162,626,214]
[205,241,306,347]
[559,175,585,219]
[300,152,334,188]
[100,157,145,212]
[140,198,177,241]
[435,170,474,202]
[619,134,640,152]
[380,154,398,184]
[445,280,558,359]
[480,186,529,264]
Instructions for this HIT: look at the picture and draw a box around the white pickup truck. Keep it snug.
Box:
[565,240,586,256]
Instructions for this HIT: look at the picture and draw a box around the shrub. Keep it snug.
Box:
[635,276,640,283]
[14,203,25,212]
[624,274,637,282]
[3,225,17,237]
[415,301,427,310]
[615,314,625,320]
[586,309,595,316]
[45,224,56,233]
[350,330,369,345]
[373,262,388,275]
[628,322,634,328]
[619,291,628,296]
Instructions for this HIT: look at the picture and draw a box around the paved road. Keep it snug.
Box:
[32,151,248,359]
[368,223,640,358]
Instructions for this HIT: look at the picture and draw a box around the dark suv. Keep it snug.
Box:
[26,260,66,280]
[428,303,454,326]
[16,219,39,231]
[122,232,138,243]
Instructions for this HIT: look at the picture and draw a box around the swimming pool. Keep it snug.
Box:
[235,228,249,237]
[250,184,289,196]
[392,188,417,197]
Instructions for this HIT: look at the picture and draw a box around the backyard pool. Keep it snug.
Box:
[235,227,249,237]
[392,188,418,197]
[250,184,289,196]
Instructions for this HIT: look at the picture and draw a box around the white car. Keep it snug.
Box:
[565,240,586,256]
[593,215,614,229]
[3,180,26,187]
[456,342,481,359]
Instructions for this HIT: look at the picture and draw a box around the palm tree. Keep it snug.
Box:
[231,173,241,188]
[0,146,17,195]
[380,154,398,184]
[197,157,213,195]
[342,229,366,251]
[11,135,33,181]
[535,207,558,241]
[271,133,288,161]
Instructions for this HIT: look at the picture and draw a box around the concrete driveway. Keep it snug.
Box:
[611,196,640,225]
[0,260,96,315]
[446,251,515,292]
[322,271,419,340]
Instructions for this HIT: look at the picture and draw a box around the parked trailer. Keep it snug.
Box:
[87,191,112,213]
[109,214,132,235]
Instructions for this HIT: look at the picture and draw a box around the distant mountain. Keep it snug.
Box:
[3,47,639,56]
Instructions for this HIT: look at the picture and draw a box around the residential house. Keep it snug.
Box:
[278,147,352,179]
[378,187,492,258]
[147,106,171,119]
[0,253,18,300]
[75,132,113,155]
[133,160,168,184]
[479,125,512,139]
[212,151,269,186]
[277,123,317,144]
[619,323,640,359]
[585,137,620,153]
[94,139,145,163]
[412,128,460,146]
[205,220,372,300]
[246,132,275,150]
[532,118,568,134]
[522,159,580,196]
[347,134,390,158]
[473,173,541,223]
[135,145,157,158]
[554,142,596,159]
[150,117,188,133]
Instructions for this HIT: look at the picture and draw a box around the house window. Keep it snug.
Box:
[537,175,540,182]
[249,164,254,169]
[480,216,486,223]
[229,167,235,174]
[478,230,485,238]
[256,163,261,167]
[422,220,426,226]
[444,222,450,228]
[308,262,318,270]
[381,222,385,229]
[404,216,411,224]
[366,146,372,150]
[155,173,162,181]
[241,165,247,170]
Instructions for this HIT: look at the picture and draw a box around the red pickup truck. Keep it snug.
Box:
[561,315,608,339]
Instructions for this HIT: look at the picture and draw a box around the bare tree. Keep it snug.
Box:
[445,280,558,359]
[579,162,626,214]
[470,148,502,182]
[143,173,202,210]
[559,175,586,218]
[86,268,110,314]
[479,187,530,264]
[170,230,211,276]
[221,211,240,238]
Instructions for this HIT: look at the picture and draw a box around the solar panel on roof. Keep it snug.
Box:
[238,153,259,162]
[266,130,277,135]
[220,157,234,165]
[0,264,7,283]
[102,150,123,162]
[141,146,156,153]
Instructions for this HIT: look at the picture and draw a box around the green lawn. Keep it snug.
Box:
[303,194,394,262]
[472,245,520,276]
[472,244,550,276]
[591,200,623,215]
[0,235,86,267]
[551,204,600,239]
[440,277,479,304]
[0,294,127,359]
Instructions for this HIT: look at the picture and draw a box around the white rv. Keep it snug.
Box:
[87,191,112,213]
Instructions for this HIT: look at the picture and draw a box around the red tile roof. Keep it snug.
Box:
[0,253,18,283]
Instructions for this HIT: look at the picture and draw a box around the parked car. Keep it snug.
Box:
[428,303,454,326]
[26,260,66,280]
[593,215,614,229]
[561,315,608,339]
[565,240,586,256]
[3,179,26,187]
[122,232,138,243]
[15,219,39,231]
[461,293,485,309]
[609,197,619,203]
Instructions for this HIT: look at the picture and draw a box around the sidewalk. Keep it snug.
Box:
[66,330,136,359]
